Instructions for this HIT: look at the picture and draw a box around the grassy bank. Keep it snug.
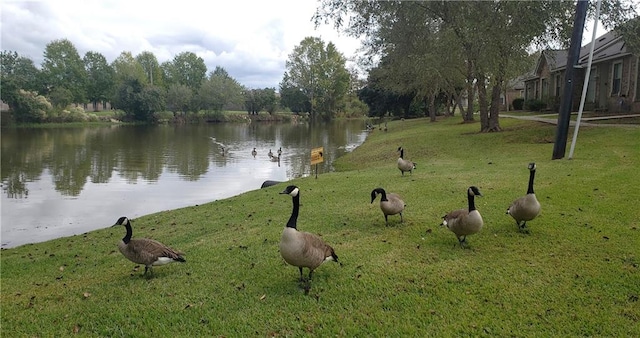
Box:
[1,117,638,336]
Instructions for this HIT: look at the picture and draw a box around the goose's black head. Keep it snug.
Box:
[468,186,482,197]
[528,162,537,171]
[397,146,403,152]
[113,216,130,227]
[370,188,385,203]
[280,185,300,197]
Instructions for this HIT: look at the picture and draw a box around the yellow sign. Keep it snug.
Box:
[311,147,324,165]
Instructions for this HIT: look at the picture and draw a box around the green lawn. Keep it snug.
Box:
[1,116,638,336]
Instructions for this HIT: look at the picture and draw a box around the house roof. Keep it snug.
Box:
[526,30,632,81]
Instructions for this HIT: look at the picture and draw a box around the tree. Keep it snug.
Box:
[84,51,115,110]
[136,51,164,87]
[0,50,41,111]
[313,0,637,131]
[166,84,194,113]
[280,37,350,121]
[113,78,165,122]
[195,66,244,112]
[40,39,87,104]
[614,16,640,55]
[166,52,207,91]
[245,88,277,115]
[111,51,147,86]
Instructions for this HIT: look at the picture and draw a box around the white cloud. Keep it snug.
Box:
[0,0,362,89]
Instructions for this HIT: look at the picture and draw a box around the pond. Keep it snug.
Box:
[1,119,369,248]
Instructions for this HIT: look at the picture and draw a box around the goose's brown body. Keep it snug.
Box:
[397,147,416,176]
[441,186,483,247]
[279,185,338,281]
[371,188,405,225]
[507,163,541,231]
[113,217,185,276]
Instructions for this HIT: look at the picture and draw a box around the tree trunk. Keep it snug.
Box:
[477,73,489,131]
[488,79,503,132]
[464,61,475,122]
[455,91,464,118]
[429,94,437,122]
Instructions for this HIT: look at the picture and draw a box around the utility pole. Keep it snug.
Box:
[552,0,588,160]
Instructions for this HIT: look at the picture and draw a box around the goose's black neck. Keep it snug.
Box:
[122,221,133,244]
[286,193,300,229]
[527,169,536,194]
[468,192,477,212]
[379,189,388,201]
[399,149,404,159]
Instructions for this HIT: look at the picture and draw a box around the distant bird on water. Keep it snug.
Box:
[112,216,185,277]
[251,148,257,157]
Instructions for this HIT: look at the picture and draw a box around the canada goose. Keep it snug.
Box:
[279,185,339,282]
[112,216,185,277]
[507,162,541,233]
[370,188,405,226]
[397,147,417,176]
[277,147,282,157]
[270,154,280,162]
[251,148,257,157]
[441,186,483,248]
[268,149,273,158]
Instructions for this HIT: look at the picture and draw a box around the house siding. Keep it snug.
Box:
[523,31,639,114]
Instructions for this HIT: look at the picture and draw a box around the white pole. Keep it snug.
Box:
[569,0,602,159]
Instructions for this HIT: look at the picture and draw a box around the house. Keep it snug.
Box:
[502,75,527,111]
[523,30,639,113]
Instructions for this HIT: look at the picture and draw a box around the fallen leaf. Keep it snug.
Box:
[83,292,91,298]
[73,324,81,334]
[259,294,266,300]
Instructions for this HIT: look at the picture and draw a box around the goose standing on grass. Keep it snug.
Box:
[113,216,185,277]
[279,185,339,283]
[370,188,406,226]
[397,147,417,176]
[441,186,483,248]
[507,162,541,233]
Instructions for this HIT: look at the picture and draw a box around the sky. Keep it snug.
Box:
[0,0,363,89]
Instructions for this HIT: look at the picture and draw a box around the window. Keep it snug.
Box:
[611,62,622,95]
[555,74,562,97]
[541,78,548,99]
[586,67,597,103]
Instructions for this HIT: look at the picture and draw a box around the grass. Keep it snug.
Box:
[1,117,639,336]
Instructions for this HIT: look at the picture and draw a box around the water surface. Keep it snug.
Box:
[1,120,368,248]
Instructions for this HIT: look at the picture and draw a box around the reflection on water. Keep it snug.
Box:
[1,120,369,248]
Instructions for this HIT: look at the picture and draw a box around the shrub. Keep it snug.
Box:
[13,90,52,123]
[524,99,546,112]
[512,98,524,110]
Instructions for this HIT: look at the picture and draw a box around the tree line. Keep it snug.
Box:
[314,0,638,132]
[1,37,364,124]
